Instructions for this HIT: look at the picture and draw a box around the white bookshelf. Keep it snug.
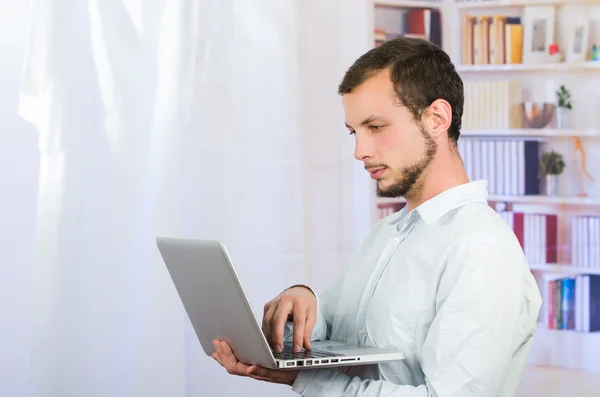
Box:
[530,263,600,275]
[529,326,600,373]
[454,0,600,8]
[375,0,445,8]
[372,0,600,374]
[378,194,600,205]
[462,128,600,137]
[376,197,407,205]
[487,194,600,205]
[457,61,600,73]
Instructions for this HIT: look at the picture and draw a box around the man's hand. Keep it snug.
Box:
[212,340,299,386]
[262,286,318,353]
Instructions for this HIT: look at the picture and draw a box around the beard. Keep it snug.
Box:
[376,126,437,198]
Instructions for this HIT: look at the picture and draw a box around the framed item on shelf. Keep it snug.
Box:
[566,14,590,63]
[522,6,555,64]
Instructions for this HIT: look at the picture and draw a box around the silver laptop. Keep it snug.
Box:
[156,237,405,370]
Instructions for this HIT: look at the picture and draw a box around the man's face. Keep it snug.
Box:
[342,70,437,198]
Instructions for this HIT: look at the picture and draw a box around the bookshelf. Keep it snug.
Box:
[375,0,444,8]
[462,128,600,137]
[371,0,600,373]
[530,263,600,275]
[457,61,600,72]
[377,194,600,206]
[454,0,600,8]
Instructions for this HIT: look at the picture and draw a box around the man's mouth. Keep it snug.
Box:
[367,167,387,180]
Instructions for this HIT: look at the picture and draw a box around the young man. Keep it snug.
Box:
[212,37,542,396]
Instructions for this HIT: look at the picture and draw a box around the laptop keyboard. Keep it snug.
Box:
[273,344,343,360]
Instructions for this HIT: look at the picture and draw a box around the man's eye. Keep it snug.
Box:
[369,125,383,131]
[348,130,355,136]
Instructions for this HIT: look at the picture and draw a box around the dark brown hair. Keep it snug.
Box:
[338,37,464,142]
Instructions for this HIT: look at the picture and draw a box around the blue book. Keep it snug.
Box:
[561,278,575,330]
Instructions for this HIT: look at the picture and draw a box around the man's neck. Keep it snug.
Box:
[403,152,469,212]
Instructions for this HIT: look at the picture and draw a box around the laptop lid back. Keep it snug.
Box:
[156,237,276,368]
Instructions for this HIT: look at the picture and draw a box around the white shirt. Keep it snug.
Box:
[288,180,542,397]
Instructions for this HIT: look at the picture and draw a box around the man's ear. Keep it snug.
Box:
[427,99,452,138]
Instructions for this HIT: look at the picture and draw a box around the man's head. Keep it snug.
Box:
[339,37,464,198]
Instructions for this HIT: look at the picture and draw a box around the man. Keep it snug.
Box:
[212,37,542,396]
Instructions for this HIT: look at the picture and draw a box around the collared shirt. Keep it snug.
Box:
[287,180,542,397]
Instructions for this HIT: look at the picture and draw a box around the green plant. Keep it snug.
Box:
[539,150,566,176]
[556,84,572,109]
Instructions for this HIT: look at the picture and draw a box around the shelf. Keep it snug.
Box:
[529,325,600,373]
[530,263,600,275]
[461,129,600,138]
[487,194,600,206]
[454,0,600,9]
[378,194,600,206]
[377,197,406,205]
[456,62,600,73]
[375,0,444,8]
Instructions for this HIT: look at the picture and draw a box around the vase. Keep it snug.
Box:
[556,107,569,129]
[545,174,559,196]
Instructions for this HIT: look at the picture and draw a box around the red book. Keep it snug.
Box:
[513,212,525,249]
[547,279,555,329]
[545,214,558,264]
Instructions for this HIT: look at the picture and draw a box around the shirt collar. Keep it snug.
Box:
[415,180,489,224]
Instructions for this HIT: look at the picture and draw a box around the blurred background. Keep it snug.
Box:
[1,0,599,396]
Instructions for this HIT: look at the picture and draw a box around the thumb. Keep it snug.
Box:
[248,365,264,377]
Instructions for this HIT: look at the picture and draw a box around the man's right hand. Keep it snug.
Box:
[262,286,317,353]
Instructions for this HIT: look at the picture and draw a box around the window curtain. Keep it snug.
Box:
[17,0,371,396]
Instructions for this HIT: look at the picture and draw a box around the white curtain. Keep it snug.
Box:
[15,0,372,396]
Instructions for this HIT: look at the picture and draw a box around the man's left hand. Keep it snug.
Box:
[212,340,299,386]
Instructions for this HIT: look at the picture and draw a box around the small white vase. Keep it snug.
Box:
[545,174,559,196]
[556,107,569,129]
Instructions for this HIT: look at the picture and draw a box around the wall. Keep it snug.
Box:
[0,1,38,395]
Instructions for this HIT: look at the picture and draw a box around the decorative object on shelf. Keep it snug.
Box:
[591,44,600,61]
[590,44,600,61]
[548,43,563,63]
[539,150,565,196]
[520,102,555,129]
[555,84,572,129]
[522,6,555,65]
[566,13,590,63]
[572,136,595,197]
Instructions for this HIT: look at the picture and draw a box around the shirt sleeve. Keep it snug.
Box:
[291,241,541,397]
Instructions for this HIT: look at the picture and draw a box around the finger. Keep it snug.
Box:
[216,341,238,369]
[219,341,250,376]
[212,352,224,367]
[262,301,272,333]
[212,339,222,360]
[262,300,278,348]
[291,300,307,352]
[271,297,294,351]
[303,310,317,351]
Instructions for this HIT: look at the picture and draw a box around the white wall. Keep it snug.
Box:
[0,1,37,395]
[0,1,373,396]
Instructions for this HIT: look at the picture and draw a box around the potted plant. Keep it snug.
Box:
[539,150,566,196]
[555,84,572,129]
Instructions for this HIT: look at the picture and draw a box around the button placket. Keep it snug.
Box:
[360,220,419,345]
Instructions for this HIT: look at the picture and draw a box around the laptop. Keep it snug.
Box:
[156,237,405,370]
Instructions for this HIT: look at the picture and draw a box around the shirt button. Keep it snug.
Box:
[392,238,400,245]
[359,328,367,336]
